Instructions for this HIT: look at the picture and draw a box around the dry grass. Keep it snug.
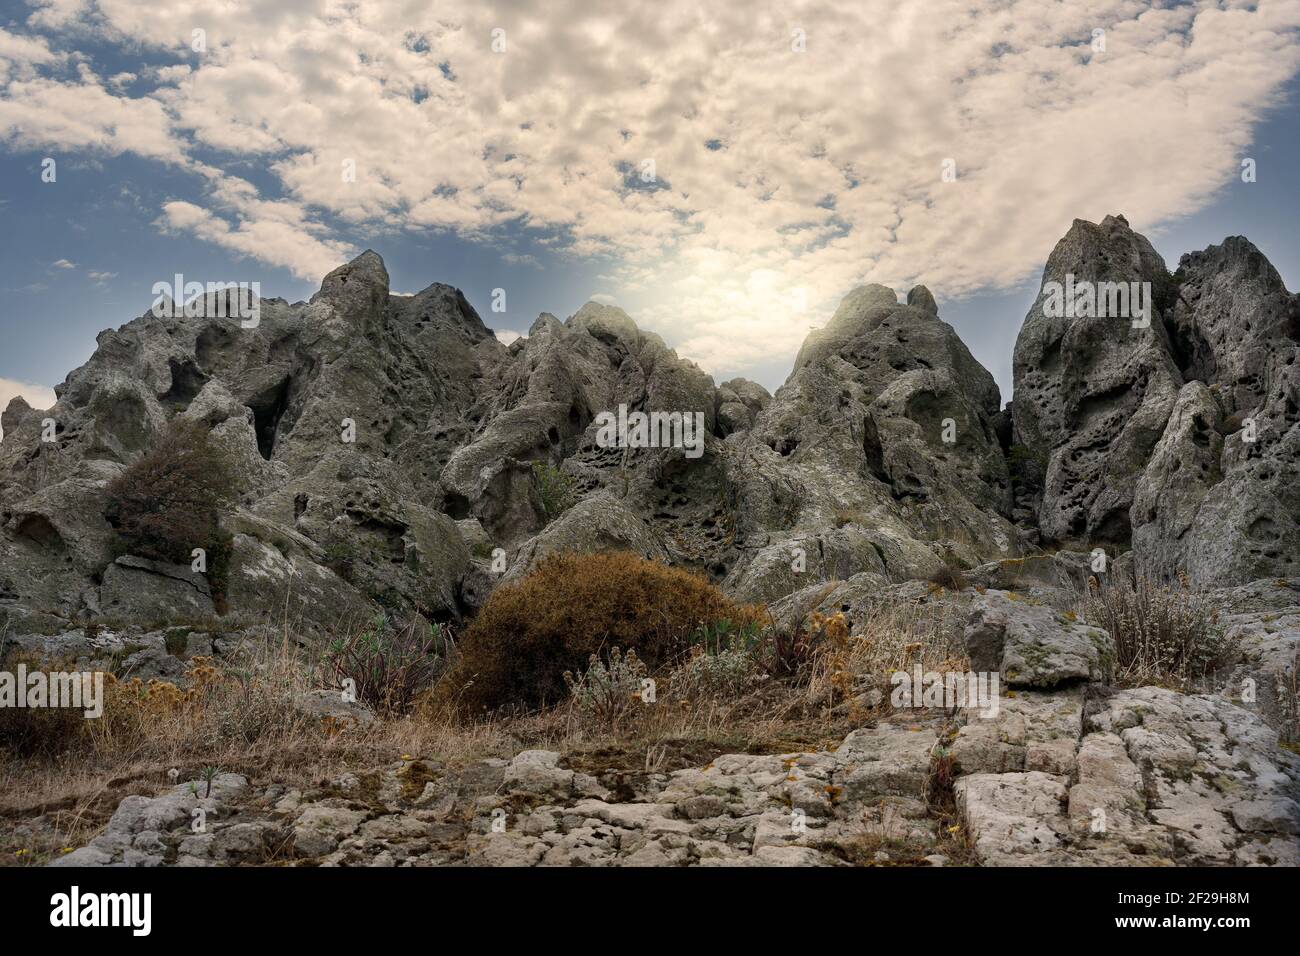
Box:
[1081,573,1236,689]
[801,598,968,714]
[1,583,969,866]
[927,564,969,592]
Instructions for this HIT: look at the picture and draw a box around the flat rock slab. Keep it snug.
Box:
[956,687,1300,866]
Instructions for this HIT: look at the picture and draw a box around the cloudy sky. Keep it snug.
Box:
[2,0,1299,428]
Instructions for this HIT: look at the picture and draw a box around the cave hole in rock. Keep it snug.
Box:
[248,376,292,460]
[14,513,64,549]
[161,358,209,409]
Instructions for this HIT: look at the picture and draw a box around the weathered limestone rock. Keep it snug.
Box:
[964,590,1113,688]
[1013,218,1300,586]
[956,687,1300,866]
[1012,214,1183,550]
[100,555,216,620]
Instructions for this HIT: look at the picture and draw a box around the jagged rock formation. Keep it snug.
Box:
[0,251,501,632]
[1,214,1297,636]
[0,217,1295,649]
[1013,214,1300,584]
[1012,214,1183,547]
[0,255,1029,636]
[724,282,1018,603]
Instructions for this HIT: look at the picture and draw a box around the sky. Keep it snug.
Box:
[2,0,1299,433]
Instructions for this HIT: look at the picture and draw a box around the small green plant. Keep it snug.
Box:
[199,765,221,798]
[689,618,764,655]
[672,643,762,700]
[327,614,452,714]
[531,460,577,522]
[1151,265,1185,316]
[758,626,816,679]
[1006,443,1047,491]
[563,647,648,730]
[164,628,190,657]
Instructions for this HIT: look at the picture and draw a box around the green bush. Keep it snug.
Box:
[104,419,236,563]
[531,460,577,522]
[103,419,238,606]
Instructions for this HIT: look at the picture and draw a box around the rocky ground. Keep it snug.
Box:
[32,684,1298,869]
[9,576,1291,868]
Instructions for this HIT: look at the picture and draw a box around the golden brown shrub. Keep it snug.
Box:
[0,651,88,759]
[439,551,766,713]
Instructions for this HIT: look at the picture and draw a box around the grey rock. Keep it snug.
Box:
[964,590,1113,688]
[1013,218,1300,586]
[296,689,376,728]
[99,555,215,620]
[293,806,367,858]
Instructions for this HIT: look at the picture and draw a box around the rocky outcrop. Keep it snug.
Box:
[1012,214,1183,549]
[0,216,1295,657]
[0,250,506,633]
[0,255,1039,640]
[720,282,1020,600]
[9,218,1300,871]
[964,591,1113,689]
[42,674,1298,868]
[1013,216,1300,586]
[42,714,952,868]
[1133,237,1300,583]
[957,688,1300,866]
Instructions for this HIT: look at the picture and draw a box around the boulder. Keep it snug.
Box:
[963,590,1113,688]
[100,555,216,621]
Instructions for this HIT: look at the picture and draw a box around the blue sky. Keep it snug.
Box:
[2,1,1298,414]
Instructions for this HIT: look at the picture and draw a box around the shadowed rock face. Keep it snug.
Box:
[1133,237,1300,583]
[1013,215,1300,585]
[1012,214,1184,549]
[0,215,1296,636]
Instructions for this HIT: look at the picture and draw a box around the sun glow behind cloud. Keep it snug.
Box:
[2,0,1299,377]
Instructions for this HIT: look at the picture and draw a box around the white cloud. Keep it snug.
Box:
[502,252,541,268]
[0,378,57,442]
[51,258,75,269]
[3,1,1299,376]
[155,198,353,281]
